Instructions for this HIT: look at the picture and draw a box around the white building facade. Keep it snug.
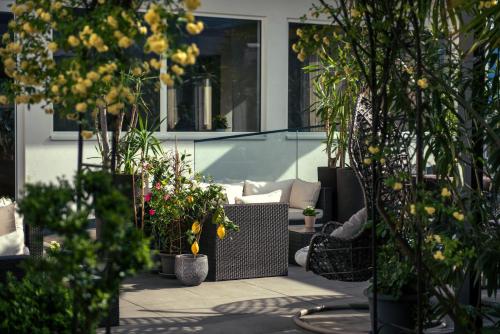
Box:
[0,0,330,199]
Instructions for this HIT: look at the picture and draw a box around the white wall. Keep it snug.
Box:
[10,0,329,192]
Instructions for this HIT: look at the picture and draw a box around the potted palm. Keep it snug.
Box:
[296,27,364,222]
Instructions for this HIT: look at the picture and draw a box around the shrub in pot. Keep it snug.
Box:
[145,148,238,283]
[366,243,420,334]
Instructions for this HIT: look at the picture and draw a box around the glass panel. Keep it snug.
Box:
[288,23,323,132]
[194,132,297,183]
[168,16,261,132]
[0,12,15,198]
[193,127,328,183]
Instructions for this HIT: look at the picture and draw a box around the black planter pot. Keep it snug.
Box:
[366,290,417,334]
[317,166,338,221]
[113,173,135,206]
[317,166,337,188]
[159,253,177,278]
[336,167,364,223]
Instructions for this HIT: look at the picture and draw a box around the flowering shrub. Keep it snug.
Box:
[144,149,238,256]
[0,0,203,135]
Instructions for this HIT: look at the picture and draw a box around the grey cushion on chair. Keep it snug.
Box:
[331,208,367,240]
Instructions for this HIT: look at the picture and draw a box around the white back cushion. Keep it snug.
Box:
[235,190,282,204]
[243,179,294,203]
[219,182,244,205]
[289,179,321,209]
[0,197,27,256]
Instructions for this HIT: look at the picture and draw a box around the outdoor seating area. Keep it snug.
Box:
[0,0,499,333]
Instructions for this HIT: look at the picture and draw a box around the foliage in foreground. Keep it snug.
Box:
[0,171,152,333]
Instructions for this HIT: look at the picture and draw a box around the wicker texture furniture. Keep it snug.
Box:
[306,221,372,281]
[200,203,288,281]
[288,225,320,264]
[0,225,43,283]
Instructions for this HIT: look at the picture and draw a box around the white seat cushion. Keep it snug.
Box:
[331,208,367,240]
[235,190,282,204]
[243,179,294,203]
[294,246,309,267]
[289,179,321,209]
[288,208,323,221]
[0,198,27,256]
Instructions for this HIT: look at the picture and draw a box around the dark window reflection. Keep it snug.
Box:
[288,23,322,131]
[0,12,15,198]
[168,16,261,132]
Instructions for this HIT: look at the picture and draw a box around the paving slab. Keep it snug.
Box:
[98,266,371,333]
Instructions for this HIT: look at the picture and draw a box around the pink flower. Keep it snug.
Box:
[164,194,170,201]
[149,209,156,216]
[144,193,152,202]
[155,182,161,190]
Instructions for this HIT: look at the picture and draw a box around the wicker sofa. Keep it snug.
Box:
[0,225,43,283]
[200,203,289,281]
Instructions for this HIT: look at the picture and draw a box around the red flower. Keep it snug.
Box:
[155,182,161,190]
[145,193,152,202]
[149,209,156,216]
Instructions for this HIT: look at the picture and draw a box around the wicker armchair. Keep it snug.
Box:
[200,203,288,281]
[306,221,372,282]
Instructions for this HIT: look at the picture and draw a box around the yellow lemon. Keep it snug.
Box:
[217,225,226,240]
[192,221,201,234]
[191,241,199,255]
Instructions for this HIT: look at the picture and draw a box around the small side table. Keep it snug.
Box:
[288,225,321,265]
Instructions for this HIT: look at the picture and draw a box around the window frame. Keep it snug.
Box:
[50,12,264,141]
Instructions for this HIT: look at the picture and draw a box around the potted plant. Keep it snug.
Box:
[179,178,238,286]
[212,114,228,132]
[295,27,364,222]
[302,206,318,230]
[145,148,192,277]
[365,243,419,334]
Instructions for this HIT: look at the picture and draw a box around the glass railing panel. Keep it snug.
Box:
[295,130,328,182]
[193,126,327,183]
[194,131,298,183]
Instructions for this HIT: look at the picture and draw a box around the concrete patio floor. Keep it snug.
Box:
[108,265,370,333]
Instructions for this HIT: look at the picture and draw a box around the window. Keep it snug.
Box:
[288,22,322,131]
[167,16,261,132]
[0,12,15,198]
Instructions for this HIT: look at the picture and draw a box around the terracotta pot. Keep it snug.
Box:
[304,216,316,230]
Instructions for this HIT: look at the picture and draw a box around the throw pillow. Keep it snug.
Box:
[235,190,282,204]
[331,208,367,240]
[289,179,321,209]
[243,179,294,203]
[219,182,244,205]
[0,203,16,236]
[0,197,27,255]
[0,230,25,256]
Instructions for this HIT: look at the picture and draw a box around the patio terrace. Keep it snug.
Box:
[104,266,369,334]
